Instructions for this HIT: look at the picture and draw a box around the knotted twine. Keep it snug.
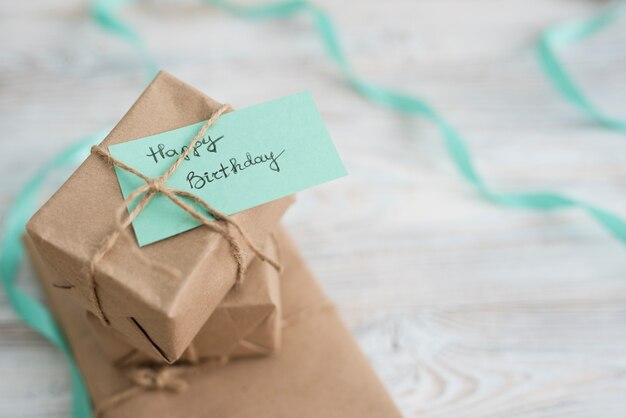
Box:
[87,104,281,325]
[95,301,336,418]
[93,365,197,418]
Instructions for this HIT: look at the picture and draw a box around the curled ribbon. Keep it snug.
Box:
[1,2,624,418]
[197,0,626,244]
[537,1,626,131]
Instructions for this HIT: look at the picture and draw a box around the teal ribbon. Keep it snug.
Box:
[91,0,159,81]
[537,1,625,131]
[1,2,624,417]
[204,0,626,238]
[0,132,107,418]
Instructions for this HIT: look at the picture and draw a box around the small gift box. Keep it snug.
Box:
[28,226,402,418]
[87,235,281,366]
[25,71,294,363]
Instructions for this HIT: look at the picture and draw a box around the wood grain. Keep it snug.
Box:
[1,0,626,416]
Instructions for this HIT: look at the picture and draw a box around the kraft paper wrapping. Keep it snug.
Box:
[87,236,281,367]
[25,71,294,363]
[29,227,402,418]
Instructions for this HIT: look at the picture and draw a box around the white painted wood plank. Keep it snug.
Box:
[1,0,625,416]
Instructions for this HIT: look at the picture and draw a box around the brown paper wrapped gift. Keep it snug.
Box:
[25,71,294,363]
[87,235,281,367]
[28,227,402,418]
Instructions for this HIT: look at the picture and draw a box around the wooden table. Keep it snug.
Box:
[1,0,625,416]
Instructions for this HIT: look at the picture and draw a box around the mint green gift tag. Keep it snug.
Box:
[108,91,346,246]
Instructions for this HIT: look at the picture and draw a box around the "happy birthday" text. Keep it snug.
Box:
[145,135,223,164]
[186,150,285,190]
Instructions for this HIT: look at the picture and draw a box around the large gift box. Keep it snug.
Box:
[25,71,294,363]
[87,235,281,367]
[27,227,402,418]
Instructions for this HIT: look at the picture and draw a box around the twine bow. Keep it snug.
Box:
[93,366,188,418]
[127,367,189,392]
[88,104,281,324]
[95,300,334,417]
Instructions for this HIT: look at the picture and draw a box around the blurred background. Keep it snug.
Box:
[1,0,626,416]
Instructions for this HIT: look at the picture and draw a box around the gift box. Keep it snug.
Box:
[28,226,402,418]
[25,71,294,363]
[87,235,281,367]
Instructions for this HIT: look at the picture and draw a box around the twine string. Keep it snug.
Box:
[86,104,281,324]
[93,367,189,418]
[95,300,334,417]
